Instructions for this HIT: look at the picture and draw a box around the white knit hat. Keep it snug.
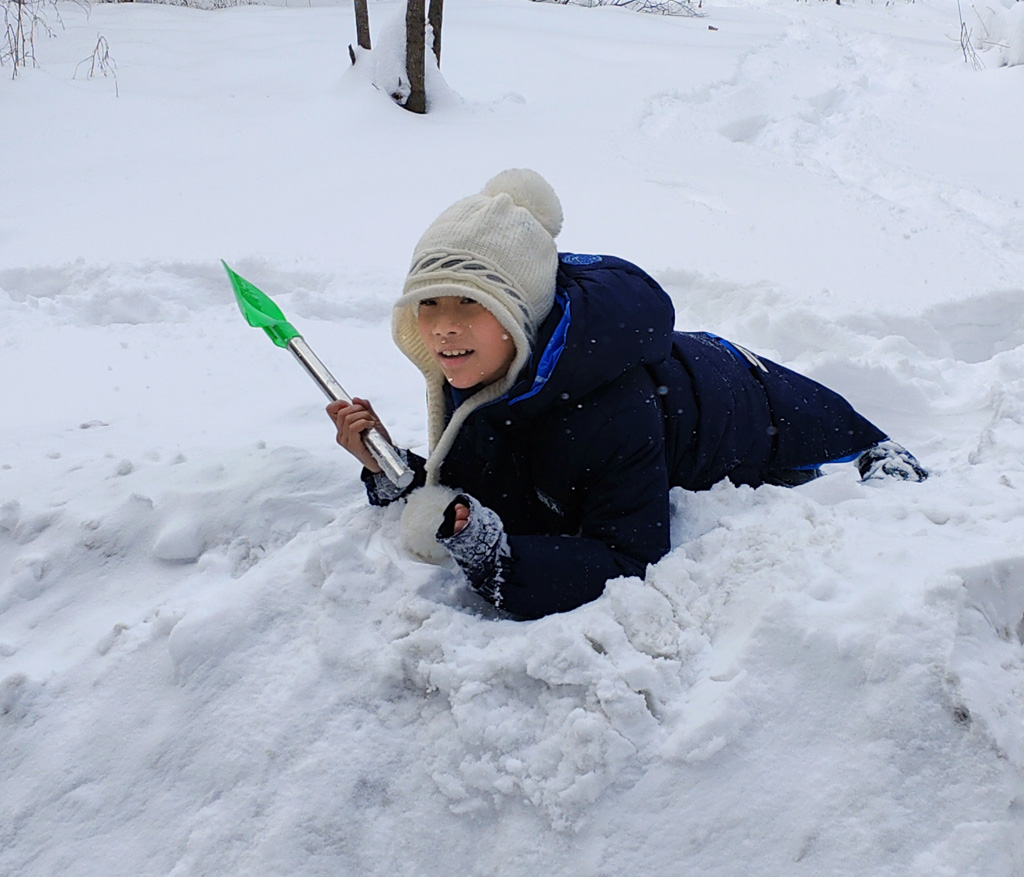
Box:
[393,169,564,482]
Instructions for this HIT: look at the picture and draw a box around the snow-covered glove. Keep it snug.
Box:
[362,448,423,506]
[857,440,929,482]
[436,494,512,608]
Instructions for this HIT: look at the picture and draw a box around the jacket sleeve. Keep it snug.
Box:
[439,392,671,619]
[361,449,427,506]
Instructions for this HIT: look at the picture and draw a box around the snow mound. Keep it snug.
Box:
[976,0,1024,67]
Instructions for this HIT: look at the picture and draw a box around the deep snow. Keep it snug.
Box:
[2,0,1024,874]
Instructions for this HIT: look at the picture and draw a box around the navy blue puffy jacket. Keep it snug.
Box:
[369,254,886,619]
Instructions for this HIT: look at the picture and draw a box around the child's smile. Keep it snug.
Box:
[417,296,517,390]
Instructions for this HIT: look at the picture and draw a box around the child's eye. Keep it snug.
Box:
[460,297,478,306]
[420,298,437,307]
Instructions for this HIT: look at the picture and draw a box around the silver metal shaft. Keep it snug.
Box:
[288,337,414,490]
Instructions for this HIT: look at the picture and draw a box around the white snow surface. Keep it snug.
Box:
[2,0,1024,873]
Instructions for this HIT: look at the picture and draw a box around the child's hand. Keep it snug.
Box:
[326,397,392,473]
[452,502,470,535]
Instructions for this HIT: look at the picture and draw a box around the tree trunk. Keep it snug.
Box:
[405,0,427,114]
[428,0,443,66]
[353,0,371,51]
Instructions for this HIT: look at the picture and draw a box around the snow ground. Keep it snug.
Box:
[1,0,1023,874]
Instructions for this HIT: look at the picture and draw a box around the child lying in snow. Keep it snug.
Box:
[327,169,927,620]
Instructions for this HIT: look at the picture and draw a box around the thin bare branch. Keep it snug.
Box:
[531,0,703,17]
[74,32,119,96]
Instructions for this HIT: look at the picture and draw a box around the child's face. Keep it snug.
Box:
[416,296,517,390]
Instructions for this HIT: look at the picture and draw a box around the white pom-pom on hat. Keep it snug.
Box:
[481,168,564,238]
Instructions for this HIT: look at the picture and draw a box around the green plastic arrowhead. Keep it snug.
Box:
[223,260,301,348]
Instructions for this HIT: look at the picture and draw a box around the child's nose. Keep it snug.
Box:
[434,317,462,335]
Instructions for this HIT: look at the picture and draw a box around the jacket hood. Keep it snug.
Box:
[504,254,676,417]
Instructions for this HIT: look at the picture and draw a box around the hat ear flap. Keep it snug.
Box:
[400,484,460,563]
